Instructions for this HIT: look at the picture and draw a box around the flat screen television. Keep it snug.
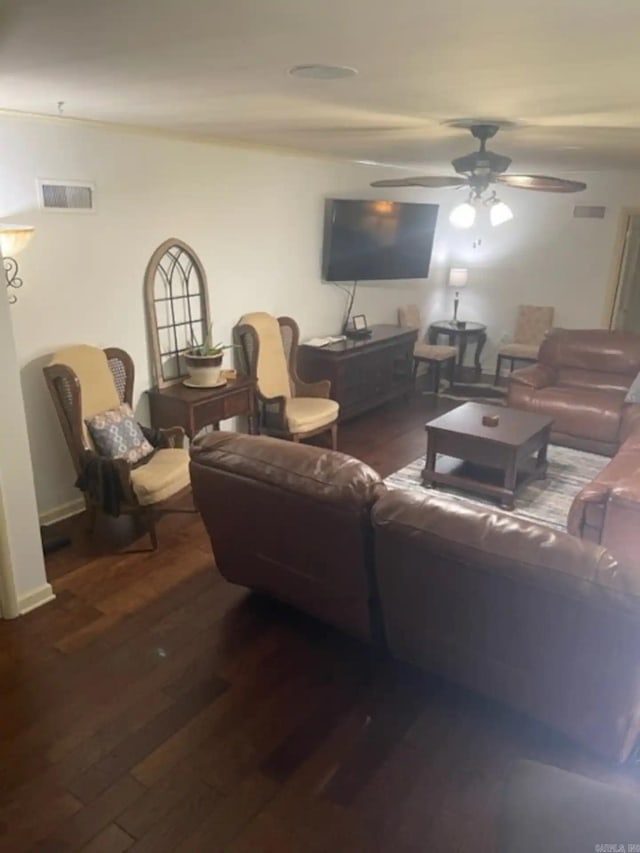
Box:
[322,199,439,282]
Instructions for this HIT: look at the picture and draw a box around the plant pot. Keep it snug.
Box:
[183,351,224,387]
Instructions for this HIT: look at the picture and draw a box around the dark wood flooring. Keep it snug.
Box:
[2,394,640,852]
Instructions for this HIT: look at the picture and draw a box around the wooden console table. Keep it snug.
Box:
[148,375,257,438]
[298,325,417,422]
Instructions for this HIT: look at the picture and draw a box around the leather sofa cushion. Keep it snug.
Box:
[190,430,383,509]
[540,328,640,376]
[556,367,631,394]
[530,387,626,443]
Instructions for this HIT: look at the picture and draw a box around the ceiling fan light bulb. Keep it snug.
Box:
[490,201,514,226]
[449,202,476,229]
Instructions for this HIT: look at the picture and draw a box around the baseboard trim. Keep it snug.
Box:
[18,583,56,615]
[39,498,84,527]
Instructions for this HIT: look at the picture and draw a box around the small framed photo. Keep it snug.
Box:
[352,314,368,332]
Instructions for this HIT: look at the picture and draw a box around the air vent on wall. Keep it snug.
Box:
[573,205,606,219]
[37,179,95,212]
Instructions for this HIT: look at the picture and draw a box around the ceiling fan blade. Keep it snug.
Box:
[495,174,587,193]
[370,176,467,188]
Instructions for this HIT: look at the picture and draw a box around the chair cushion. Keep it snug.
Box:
[285,397,339,433]
[414,343,457,361]
[499,343,539,360]
[130,448,191,505]
[86,404,154,464]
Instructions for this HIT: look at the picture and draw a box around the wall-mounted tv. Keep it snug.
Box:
[322,199,439,282]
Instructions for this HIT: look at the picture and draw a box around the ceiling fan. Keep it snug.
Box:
[370,123,587,227]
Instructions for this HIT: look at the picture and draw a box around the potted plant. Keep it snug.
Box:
[183,325,234,388]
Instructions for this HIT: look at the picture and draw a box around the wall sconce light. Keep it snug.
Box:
[1,225,35,303]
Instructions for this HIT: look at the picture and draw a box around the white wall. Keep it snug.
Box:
[0,249,51,614]
[0,113,637,520]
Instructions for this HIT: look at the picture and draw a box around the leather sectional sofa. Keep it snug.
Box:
[508,328,640,568]
[190,431,640,765]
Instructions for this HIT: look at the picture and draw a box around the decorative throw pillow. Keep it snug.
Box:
[86,404,154,464]
[625,372,640,404]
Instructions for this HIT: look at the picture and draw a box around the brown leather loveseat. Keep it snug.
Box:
[190,431,640,764]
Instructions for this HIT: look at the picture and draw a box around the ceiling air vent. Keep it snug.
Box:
[573,205,606,219]
[37,179,95,212]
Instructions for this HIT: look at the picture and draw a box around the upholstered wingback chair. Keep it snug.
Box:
[398,304,457,394]
[235,313,339,447]
[495,305,554,383]
[44,345,191,548]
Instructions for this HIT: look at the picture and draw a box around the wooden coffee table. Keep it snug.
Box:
[422,402,554,509]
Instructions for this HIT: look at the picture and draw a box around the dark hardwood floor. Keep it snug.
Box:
[2,393,639,852]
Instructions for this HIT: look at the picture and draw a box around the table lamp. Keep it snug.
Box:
[448,267,468,325]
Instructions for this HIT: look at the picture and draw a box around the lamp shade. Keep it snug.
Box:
[448,267,468,289]
[0,225,35,257]
[490,201,514,226]
[449,202,476,229]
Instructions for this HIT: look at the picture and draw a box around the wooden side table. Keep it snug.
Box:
[428,320,487,380]
[147,375,257,438]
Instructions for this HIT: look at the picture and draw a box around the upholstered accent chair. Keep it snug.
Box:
[44,345,191,548]
[398,304,457,394]
[235,312,339,448]
[494,304,554,383]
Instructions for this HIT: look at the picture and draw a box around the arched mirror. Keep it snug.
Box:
[144,238,211,388]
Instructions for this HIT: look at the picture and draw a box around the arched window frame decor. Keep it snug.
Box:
[144,238,211,388]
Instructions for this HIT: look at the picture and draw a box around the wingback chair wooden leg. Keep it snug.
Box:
[330,423,338,451]
[494,354,504,385]
[432,361,442,395]
[85,499,98,534]
[144,509,158,550]
[448,355,456,391]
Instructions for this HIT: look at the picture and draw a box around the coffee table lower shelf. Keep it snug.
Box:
[422,454,548,510]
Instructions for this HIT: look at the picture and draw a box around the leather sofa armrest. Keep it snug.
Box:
[508,363,555,389]
[567,480,609,538]
[601,473,640,570]
[619,403,640,444]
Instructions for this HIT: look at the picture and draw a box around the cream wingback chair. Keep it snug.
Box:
[494,305,555,383]
[44,345,191,549]
[235,313,339,448]
[398,304,458,394]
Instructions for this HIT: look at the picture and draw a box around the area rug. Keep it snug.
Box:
[384,445,609,531]
[436,381,507,406]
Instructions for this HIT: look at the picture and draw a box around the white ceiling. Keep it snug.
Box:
[2,0,640,172]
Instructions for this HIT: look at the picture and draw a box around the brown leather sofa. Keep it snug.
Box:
[190,431,640,764]
[508,328,640,456]
[508,328,640,567]
[189,430,383,640]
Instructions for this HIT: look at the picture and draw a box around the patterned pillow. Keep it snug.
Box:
[86,404,154,464]
[626,372,640,404]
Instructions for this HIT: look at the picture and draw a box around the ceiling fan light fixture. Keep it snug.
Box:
[489,199,514,226]
[449,201,476,229]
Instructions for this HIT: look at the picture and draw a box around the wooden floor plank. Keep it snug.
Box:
[78,824,134,853]
[2,395,639,853]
